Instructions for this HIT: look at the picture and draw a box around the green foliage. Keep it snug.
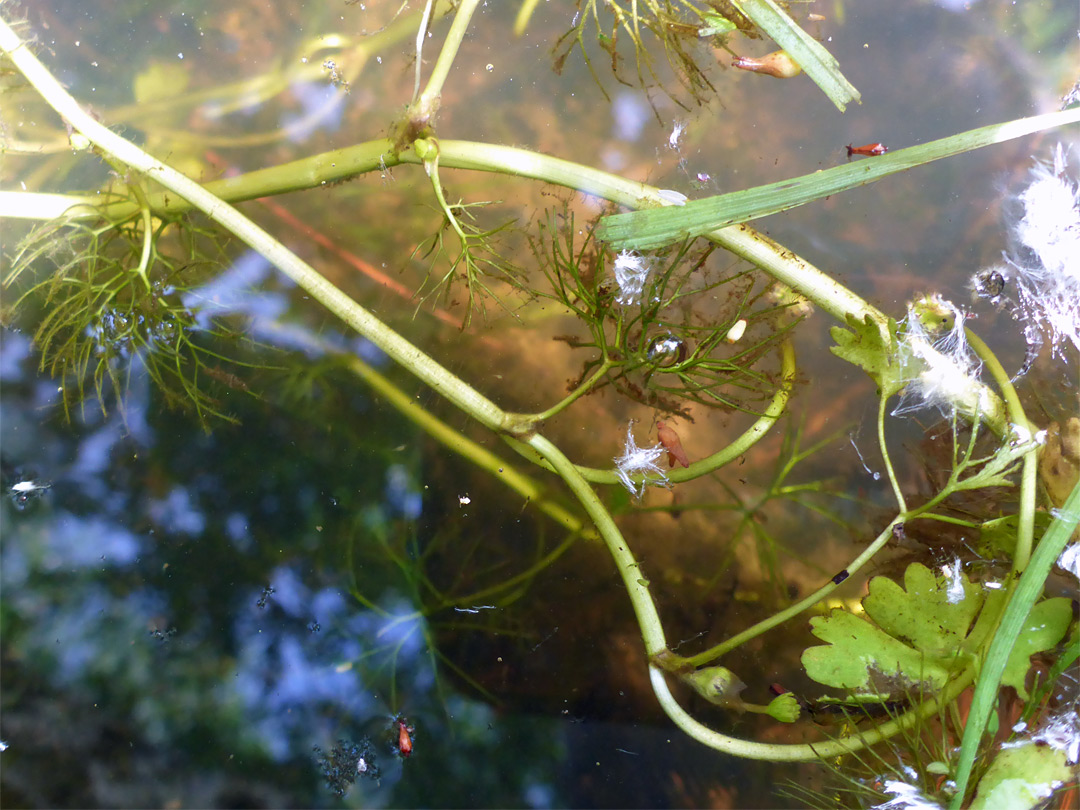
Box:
[552,0,725,109]
[730,0,859,110]
[597,111,1080,251]
[829,314,904,400]
[803,562,1072,702]
[996,597,1073,699]
[533,211,794,416]
[4,210,250,426]
[970,744,1074,810]
[4,6,1077,807]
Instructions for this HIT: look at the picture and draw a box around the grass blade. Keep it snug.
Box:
[733,0,859,111]
[597,108,1080,251]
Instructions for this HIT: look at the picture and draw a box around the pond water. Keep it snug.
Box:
[2,0,1076,807]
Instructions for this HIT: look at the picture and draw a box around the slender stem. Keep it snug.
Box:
[878,394,907,512]
[507,340,795,485]
[684,517,903,668]
[593,339,797,484]
[125,180,154,291]
[966,328,1037,570]
[412,0,436,103]
[414,0,482,115]
[650,660,976,761]
[450,531,582,608]
[533,356,616,423]
[342,354,593,540]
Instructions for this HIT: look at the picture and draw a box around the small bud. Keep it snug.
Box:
[765,692,800,723]
[413,137,439,162]
[732,50,802,79]
[681,666,747,708]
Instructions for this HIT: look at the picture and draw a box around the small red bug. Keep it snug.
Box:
[396,718,414,758]
[657,421,690,469]
[846,142,888,157]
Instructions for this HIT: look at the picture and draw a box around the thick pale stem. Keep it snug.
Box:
[0,17,522,437]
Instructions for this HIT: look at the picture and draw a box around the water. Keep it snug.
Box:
[2,0,1076,807]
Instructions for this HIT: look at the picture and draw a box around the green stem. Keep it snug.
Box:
[948,479,1080,807]
[966,328,1037,570]
[413,0,482,118]
[684,517,903,668]
[342,354,592,540]
[533,356,617,423]
[577,339,797,485]
[651,660,977,761]
[878,393,907,512]
[125,180,154,291]
[0,17,534,438]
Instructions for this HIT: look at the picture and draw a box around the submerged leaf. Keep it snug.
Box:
[134,61,190,104]
[802,563,982,697]
[970,743,1073,810]
[596,110,1080,252]
[862,562,984,657]
[802,607,958,696]
[731,0,858,110]
[999,597,1072,699]
[829,313,904,399]
[803,562,1072,701]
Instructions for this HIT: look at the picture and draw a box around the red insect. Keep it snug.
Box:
[657,421,690,469]
[396,717,415,758]
[846,142,888,157]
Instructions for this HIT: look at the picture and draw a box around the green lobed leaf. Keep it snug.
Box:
[829,313,904,399]
[998,597,1073,699]
[802,608,957,695]
[863,562,984,657]
[803,563,982,696]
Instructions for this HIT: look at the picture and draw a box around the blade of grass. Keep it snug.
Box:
[596,108,1080,251]
[948,478,1080,808]
[732,0,859,111]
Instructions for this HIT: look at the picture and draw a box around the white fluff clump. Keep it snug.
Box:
[871,781,943,810]
[1058,542,1080,580]
[994,145,1080,360]
[613,250,652,306]
[895,295,992,419]
[614,423,668,498]
[1031,711,1080,764]
[668,120,686,150]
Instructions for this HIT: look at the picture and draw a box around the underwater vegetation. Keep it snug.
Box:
[2,1,1078,807]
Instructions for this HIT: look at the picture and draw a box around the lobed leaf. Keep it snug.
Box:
[829,313,904,399]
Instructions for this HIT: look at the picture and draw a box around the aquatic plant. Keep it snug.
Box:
[2,2,1077,806]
